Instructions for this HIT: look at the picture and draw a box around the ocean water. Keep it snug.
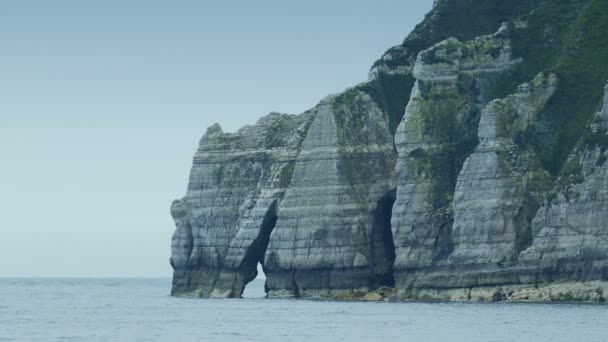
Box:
[1,278,606,342]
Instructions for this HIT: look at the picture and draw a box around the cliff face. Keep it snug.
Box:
[171,0,608,302]
[170,112,314,297]
[262,92,397,298]
[522,83,608,283]
[392,24,520,275]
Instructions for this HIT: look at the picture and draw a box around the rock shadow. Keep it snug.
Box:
[370,189,397,288]
[239,199,278,297]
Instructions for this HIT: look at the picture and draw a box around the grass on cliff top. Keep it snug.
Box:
[372,0,541,71]
[380,0,608,176]
[372,0,608,178]
[364,0,543,143]
[508,0,608,175]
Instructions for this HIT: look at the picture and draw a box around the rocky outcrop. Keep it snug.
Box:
[171,91,397,298]
[171,1,608,302]
[449,73,557,265]
[396,72,556,292]
[170,112,314,297]
[391,25,520,281]
[520,83,608,284]
[399,80,608,302]
[263,91,397,298]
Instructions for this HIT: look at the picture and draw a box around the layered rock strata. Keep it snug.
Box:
[392,25,519,279]
[450,73,557,266]
[170,112,314,297]
[171,91,398,298]
[263,91,397,298]
[521,83,608,285]
[171,1,608,302]
[401,81,608,302]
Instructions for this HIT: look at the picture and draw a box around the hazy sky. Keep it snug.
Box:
[0,0,433,277]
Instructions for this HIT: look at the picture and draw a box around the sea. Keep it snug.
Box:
[1,277,606,342]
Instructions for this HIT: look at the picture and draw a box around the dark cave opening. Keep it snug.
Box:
[240,200,278,298]
[370,189,397,289]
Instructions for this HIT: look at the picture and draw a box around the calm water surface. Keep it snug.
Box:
[1,278,606,342]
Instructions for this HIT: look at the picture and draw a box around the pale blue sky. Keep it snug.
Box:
[0,1,433,277]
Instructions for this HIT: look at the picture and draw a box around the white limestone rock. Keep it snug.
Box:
[521,83,608,282]
[449,73,558,265]
[391,25,521,286]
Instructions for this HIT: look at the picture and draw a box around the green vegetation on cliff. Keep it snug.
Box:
[409,75,480,210]
[371,0,608,179]
[365,0,542,140]
[509,0,608,175]
[358,73,415,136]
[372,0,540,72]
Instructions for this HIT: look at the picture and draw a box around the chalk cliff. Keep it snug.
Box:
[171,0,608,302]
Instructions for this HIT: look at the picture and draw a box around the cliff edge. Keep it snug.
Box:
[170,0,608,302]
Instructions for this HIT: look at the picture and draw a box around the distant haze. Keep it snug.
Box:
[0,1,433,277]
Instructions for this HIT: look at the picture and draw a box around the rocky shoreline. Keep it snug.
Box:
[170,0,608,303]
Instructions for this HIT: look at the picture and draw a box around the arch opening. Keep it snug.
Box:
[242,263,267,298]
[240,200,278,298]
